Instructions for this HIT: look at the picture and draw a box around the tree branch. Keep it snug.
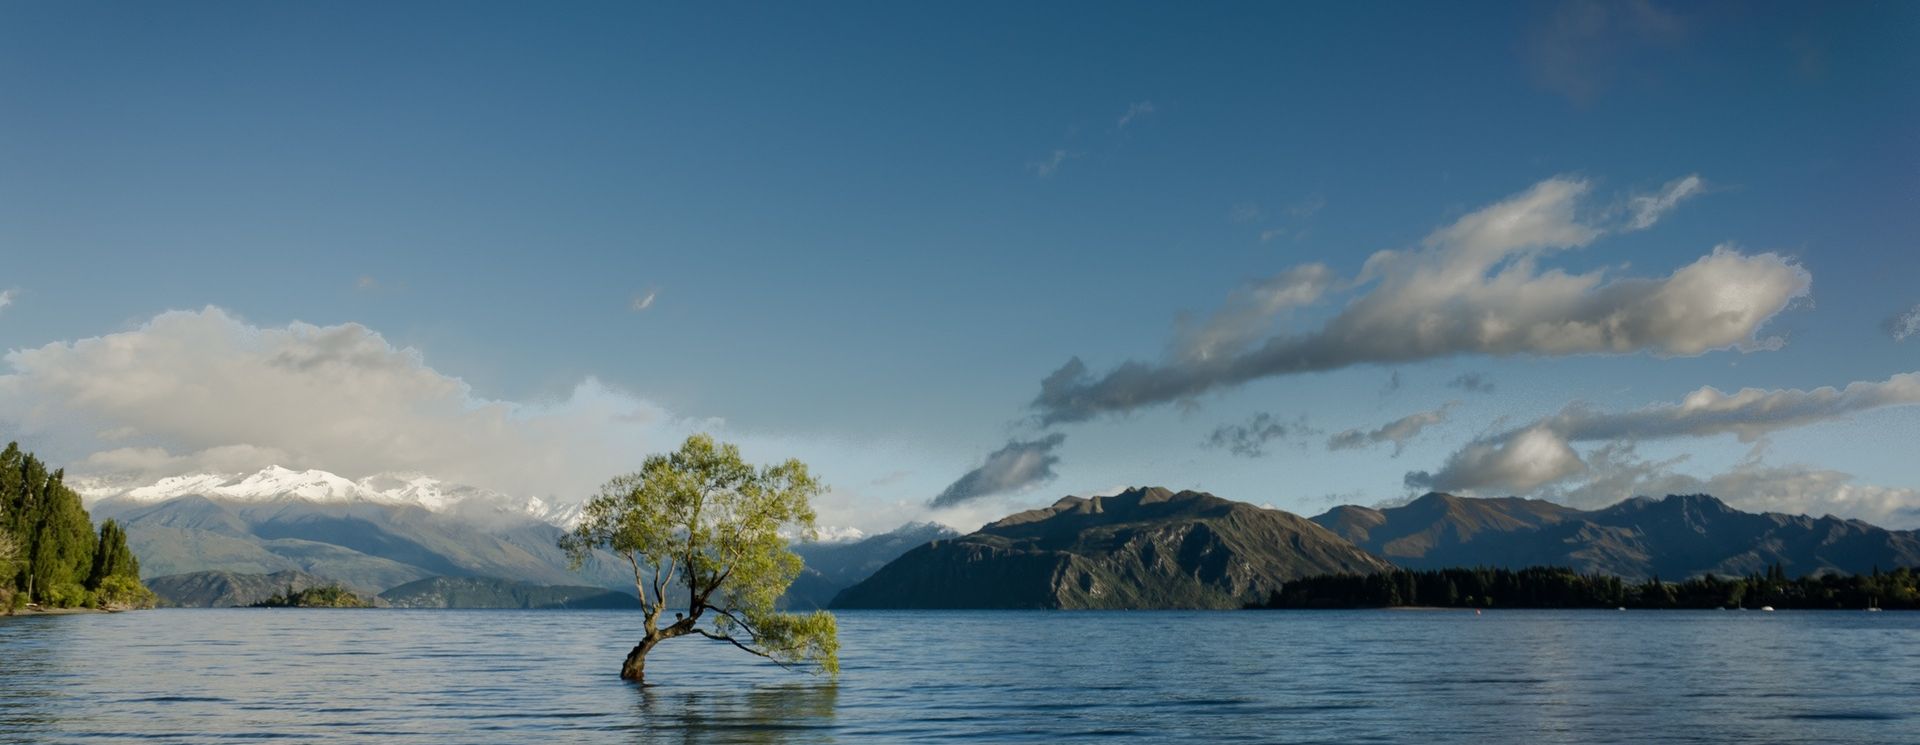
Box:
[696,629,796,671]
[625,551,651,616]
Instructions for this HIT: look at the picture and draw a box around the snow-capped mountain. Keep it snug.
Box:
[79,466,587,528]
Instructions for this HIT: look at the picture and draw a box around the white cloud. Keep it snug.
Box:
[1170,263,1334,363]
[1116,101,1156,129]
[1549,443,1920,528]
[0,307,946,532]
[1624,174,1704,230]
[928,433,1066,508]
[1409,423,1585,493]
[0,289,14,313]
[1030,149,1076,178]
[1410,370,1920,495]
[1327,402,1456,456]
[631,290,658,312]
[1887,304,1920,341]
[1035,175,1810,422]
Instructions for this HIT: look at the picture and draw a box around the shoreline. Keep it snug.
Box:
[5,606,142,617]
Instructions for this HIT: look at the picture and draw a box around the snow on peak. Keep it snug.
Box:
[813,525,868,543]
[93,465,587,528]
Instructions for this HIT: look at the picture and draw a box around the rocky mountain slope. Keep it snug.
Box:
[378,576,641,609]
[1312,492,1920,580]
[147,569,346,607]
[784,522,960,609]
[832,487,1393,609]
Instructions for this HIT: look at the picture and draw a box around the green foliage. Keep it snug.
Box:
[92,574,157,609]
[252,584,370,608]
[1253,564,1920,610]
[44,581,91,608]
[0,441,163,609]
[561,434,839,679]
[86,520,141,591]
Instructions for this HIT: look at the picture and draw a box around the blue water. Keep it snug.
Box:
[1,609,1915,743]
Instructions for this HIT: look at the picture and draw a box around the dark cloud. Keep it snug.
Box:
[1447,373,1496,394]
[1327,403,1455,457]
[1204,413,1316,458]
[928,433,1067,508]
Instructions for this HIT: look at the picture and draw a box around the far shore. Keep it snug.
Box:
[5,605,140,617]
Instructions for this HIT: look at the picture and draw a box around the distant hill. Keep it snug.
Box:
[148,569,344,607]
[89,478,634,593]
[1312,492,1920,580]
[378,576,641,609]
[783,522,959,609]
[832,487,1393,609]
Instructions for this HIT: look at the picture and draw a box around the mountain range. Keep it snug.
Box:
[832,487,1393,609]
[88,465,1920,611]
[89,465,947,607]
[1312,492,1920,581]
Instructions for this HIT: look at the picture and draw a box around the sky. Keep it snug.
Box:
[2,1,1917,532]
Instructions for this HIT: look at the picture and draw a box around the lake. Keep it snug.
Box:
[2,609,1915,743]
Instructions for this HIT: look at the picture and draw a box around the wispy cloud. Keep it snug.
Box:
[1523,0,1687,105]
[1624,174,1704,230]
[1204,412,1317,458]
[1886,304,1920,342]
[1284,195,1326,220]
[355,276,379,291]
[1030,149,1077,178]
[1447,373,1496,394]
[0,289,13,313]
[1327,403,1455,456]
[631,290,658,312]
[1116,101,1156,129]
[1034,175,1808,423]
[929,433,1067,508]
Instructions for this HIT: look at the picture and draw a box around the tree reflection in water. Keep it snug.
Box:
[631,683,839,744]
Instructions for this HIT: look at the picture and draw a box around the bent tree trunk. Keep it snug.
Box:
[621,638,656,682]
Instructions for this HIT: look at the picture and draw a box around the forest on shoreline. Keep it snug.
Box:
[1252,565,1920,610]
[1,442,155,613]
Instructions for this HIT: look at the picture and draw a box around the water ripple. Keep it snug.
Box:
[1,609,1917,744]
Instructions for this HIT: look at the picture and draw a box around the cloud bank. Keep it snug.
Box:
[1034,175,1806,423]
[0,307,949,533]
[928,433,1067,509]
[1548,443,1920,529]
[1409,370,1920,495]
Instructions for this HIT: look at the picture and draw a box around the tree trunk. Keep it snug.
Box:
[620,638,657,683]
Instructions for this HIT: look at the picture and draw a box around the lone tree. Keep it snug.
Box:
[561,434,839,683]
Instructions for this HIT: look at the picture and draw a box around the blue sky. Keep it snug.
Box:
[2,1,1916,530]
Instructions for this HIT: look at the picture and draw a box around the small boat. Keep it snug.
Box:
[1760,606,1775,612]
[1616,607,1626,611]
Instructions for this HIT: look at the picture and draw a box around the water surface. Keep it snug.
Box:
[2,609,1915,743]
